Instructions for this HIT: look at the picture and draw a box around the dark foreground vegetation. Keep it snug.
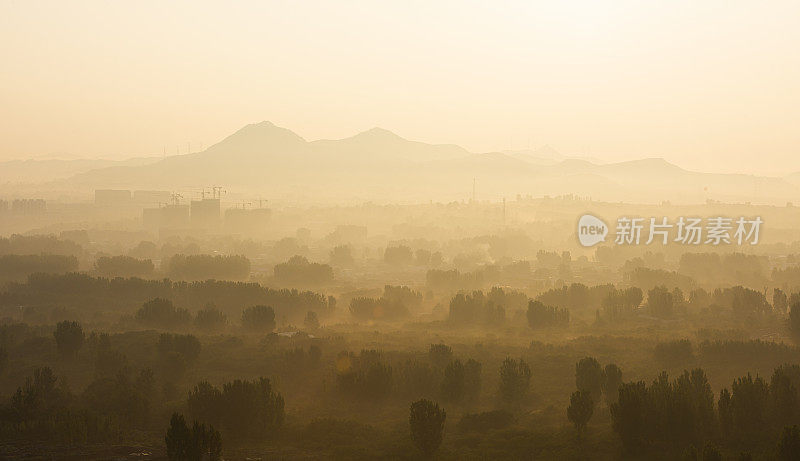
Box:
[2,230,800,459]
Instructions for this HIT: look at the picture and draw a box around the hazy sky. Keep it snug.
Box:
[1,0,799,175]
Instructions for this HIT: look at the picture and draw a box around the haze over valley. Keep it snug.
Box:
[4,121,800,206]
[3,1,800,460]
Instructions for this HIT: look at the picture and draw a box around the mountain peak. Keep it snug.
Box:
[625,157,681,169]
[233,121,305,141]
[598,157,688,178]
[351,127,405,142]
[532,144,561,159]
[200,121,306,155]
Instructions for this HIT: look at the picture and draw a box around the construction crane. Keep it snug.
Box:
[212,186,227,199]
[192,186,226,200]
[170,192,183,206]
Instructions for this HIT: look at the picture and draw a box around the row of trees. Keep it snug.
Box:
[0,234,83,257]
[95,255,154,278]
[599,286,643,320]
[446,289,570,329]
[0,365,161,445]
[425,263,548,292]
[642,285,773,319]
[448,290,507,326]
[608,363,800,457]
[1,272,331,325]
[333,345,532,405]
[348,285,423,321]
[567,357,623,433]
[5,368,278,460]
[135,298,281,333]
[273,255,333,285]
[165,413,222,461]
[186,377,284,441]
[526,300,569,329]
[537,283,612,315]
[533,281,785,322]
[0,254,78,281]
[441,359,481,404]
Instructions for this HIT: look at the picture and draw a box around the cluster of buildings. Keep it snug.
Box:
[94,189,270,236]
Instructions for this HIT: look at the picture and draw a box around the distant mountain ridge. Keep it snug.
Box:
[0,156,161,183]
[30,121,800,204]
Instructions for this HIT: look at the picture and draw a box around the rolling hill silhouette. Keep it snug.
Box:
[67,121,800,204]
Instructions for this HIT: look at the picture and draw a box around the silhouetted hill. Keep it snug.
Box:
[0,157,160,183]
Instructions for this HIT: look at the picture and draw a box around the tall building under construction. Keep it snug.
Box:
[190,198,220,230]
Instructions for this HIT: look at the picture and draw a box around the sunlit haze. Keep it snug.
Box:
[5,3,800,460]
[2,0,799,175]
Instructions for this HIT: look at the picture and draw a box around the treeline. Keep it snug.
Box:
[0,249,252,282]
[537,283,615,315]
[349,285,422,321]
[425,263,546,292]
[95,255,154,278]
[0,332,171,447]
[48,297,282,335]
[647,338,800,384]
[677,252,769,287]
[534,282,779,321]
[446,288,570,329]
[559,353,800,458]
[0,325,533,459]
[0,332,533,460]
[0,234,83,257]
[273,255,333,286]
[610,364,800,458]
[0,254,78,281]
[187,377,284,442]
[0,319,286,458]
[0,273,332,325]
[598,286,643,320]
[0,365,282,461]
[426,269,485,292]
[578,283,777,322]
[419,251,800,305]
[526,300,569,328]
[425,252,772,295]
[643,285,772,319]
[334,344,534,406]
[448,291,507,326]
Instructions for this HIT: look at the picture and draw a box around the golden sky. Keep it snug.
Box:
[1,0,799,175]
